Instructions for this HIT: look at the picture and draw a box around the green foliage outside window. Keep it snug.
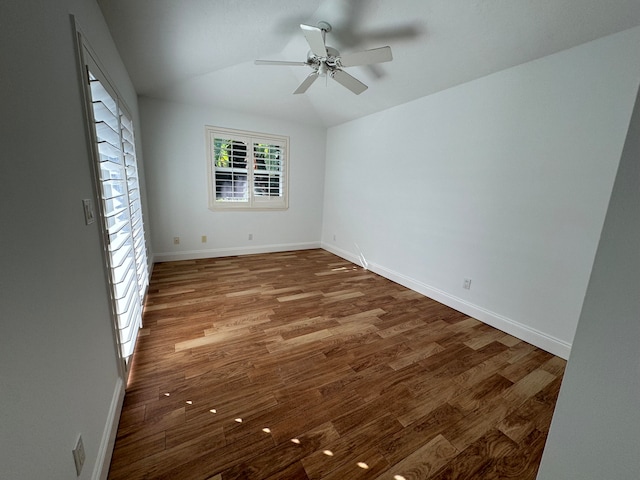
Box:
[254,144,281,171]
[214,138,281,170]
[214,138,231,168]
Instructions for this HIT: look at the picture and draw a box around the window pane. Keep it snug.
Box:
[214,138,249,201]
[253,142,284,198]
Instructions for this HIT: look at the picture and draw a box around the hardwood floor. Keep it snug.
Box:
[108,249,565,480]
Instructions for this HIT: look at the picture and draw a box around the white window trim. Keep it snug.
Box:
[206,126,289,211]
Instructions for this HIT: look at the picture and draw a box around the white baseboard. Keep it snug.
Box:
[322,243,571,359]
[153,241,321,262]
[93,377,125,480]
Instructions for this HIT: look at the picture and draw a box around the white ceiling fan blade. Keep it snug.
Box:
[339,46,393,67]
[293,72,319,94]
[300,24,327,57]
[332,69,368,95]
[255,59,309,66]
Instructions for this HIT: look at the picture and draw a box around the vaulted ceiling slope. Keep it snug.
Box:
[98,0,640,127]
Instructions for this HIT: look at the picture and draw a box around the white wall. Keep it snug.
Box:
[139,97,326,261]
[537,83,640,479]
[0,0,145,478]
[321,26,640,357]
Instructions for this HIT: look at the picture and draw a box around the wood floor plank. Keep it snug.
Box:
[429,429,518,480]
[301,414,402,479]
[317,446,390,480]
[222,422,340,479]
[378,402,466,466]
[373,433,459,480]
[107,249,565,480]
[388,341,446,371]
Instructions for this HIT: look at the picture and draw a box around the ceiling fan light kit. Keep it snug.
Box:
[255,21,393,95]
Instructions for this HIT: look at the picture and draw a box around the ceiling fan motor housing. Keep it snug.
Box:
[307,46,340,70]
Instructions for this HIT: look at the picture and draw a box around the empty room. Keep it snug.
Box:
[1,0,639,479]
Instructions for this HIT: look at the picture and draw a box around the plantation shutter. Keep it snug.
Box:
[207,127,288,210]
[252,140,286,204]
[121,112,149,299]
[212,135,251,205]
[86,66,148,363]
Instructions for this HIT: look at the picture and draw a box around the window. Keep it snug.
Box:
[79,40,149,373]
[206,126,289,210]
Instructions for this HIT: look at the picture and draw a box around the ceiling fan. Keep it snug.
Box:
[254,21,392,95]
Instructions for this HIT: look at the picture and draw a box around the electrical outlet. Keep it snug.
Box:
[463,278,472,290]
[333,234,336,241]
[248,233,253,240]
[72,435,85,476]
[201,235,207,243]
[173,237,180,245]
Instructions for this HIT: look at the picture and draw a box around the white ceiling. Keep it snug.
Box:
[98,0,640,127]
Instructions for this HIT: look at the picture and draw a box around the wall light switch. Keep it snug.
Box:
[82,199,95,225]
[72,434,85,476]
